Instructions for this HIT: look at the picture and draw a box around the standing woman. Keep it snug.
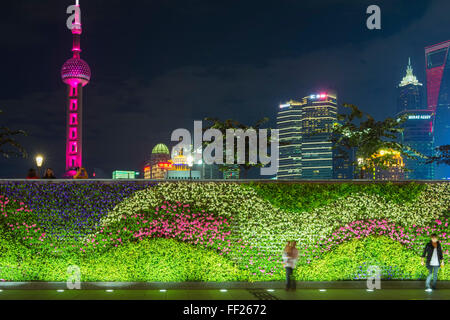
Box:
[421,233,445,291]
[282,241,299,291]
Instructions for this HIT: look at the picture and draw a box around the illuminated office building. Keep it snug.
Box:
[276,100,303,179]
[276,92,339,180]
[397,58,424,113]
[396,58,433,180]
[425,41,450,179]
[301,92,338,180]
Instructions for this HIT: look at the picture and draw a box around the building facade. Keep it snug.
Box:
[397,58,424,113]
[144,143,171,179]
[425,41,450,180]
[276,92,338,180]
[396,58,433,180]
[361,149,405,181]
[276,100,303,179]
[301,92,338,180]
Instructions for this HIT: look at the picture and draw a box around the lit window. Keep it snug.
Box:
[70,128,77,140]
[70,142,77,154]
[70,114,78,125]
[70,85,78,97]
[70,99,78,111]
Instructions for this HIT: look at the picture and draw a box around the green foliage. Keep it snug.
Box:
[0,182,448,282]
[245,182,426,213]
[0,109,27,159]
[295,237,442,281]
[0,238,248,282]
[331,104,425,176]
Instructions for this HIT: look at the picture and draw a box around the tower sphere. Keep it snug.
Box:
[61,58,91,86]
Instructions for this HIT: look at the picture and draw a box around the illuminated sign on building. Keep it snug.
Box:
[112,171,139,179]
[310,93,328,100]
[280,103,291,108]
[158,161,174,169]
[408,115,432,120]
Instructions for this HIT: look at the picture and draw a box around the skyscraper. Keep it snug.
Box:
[425,41,450,180]
[276,92,338,180]
[396,58,433,180]
[397,58,424,113]
[277,100,303,179]
[301,92,338,179]
[61,0,91,177]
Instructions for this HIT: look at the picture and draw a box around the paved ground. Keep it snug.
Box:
[0,289,449,300]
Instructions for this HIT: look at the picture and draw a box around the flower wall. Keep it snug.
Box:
[0,181,449,282]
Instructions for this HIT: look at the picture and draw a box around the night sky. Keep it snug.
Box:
[0,0,448,178]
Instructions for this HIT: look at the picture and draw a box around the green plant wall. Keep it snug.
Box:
[0,182,448,282]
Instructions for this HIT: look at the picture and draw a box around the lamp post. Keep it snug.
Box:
[35,155,44,178]
[187,155,194,180]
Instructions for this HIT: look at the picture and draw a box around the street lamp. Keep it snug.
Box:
[35,155,44,178]
[187,155,194,180]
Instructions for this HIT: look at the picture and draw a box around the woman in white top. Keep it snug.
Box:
[421,234,445,290]
[282,241,299,291]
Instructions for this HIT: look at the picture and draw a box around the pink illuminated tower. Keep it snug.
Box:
[61,0,91,176]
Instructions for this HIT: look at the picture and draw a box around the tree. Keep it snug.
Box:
[426,145,450,166]
[202,117,273,178]
[0,110,27,159]
[331,103,424,179]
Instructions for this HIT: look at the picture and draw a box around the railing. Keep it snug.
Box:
[0,179,448,185]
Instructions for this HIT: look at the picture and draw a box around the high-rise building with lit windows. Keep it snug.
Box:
[61,1,91,177]
[301,92,338,179]
[396,58,433,180]
[276,100,303,179]
[397,58,424,113]
[425,41,450,180]
[276,92,339,180]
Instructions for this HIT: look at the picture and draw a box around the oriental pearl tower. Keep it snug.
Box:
[61,0,91,177]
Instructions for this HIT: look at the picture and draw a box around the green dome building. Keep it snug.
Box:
[145,143,171,179]
[152,143,170,155]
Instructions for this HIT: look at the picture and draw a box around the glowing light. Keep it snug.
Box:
[220,289,228,292]
[61,58,91,86]
[160,289,167,292]
[57,290,64,293]
[319,289,327,292]
[158,162,174,169]
[280,103,291,108]
[106,290,114,293]
[187,155,194,167]
[35,155,44,168]
[266,289,275,292]
[408,115,431,120]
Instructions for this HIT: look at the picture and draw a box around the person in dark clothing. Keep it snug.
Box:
[42,168,56,179]
[26,168,39,179]
[421,234,445,291]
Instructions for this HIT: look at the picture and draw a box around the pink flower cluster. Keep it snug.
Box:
[304,218,450,259]
[83,201,234,254]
